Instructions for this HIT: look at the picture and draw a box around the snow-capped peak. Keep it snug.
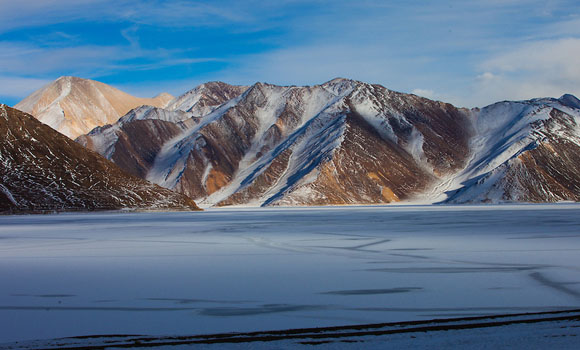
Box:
[166,81,248,114]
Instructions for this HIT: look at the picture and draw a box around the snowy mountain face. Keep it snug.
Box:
[76,78,580,206]
[442,95,580,203]
[0,104,199,213]
[76,82,250,179]
[80,79,472,207]
[165,81,249,116]
[15,76,174,139]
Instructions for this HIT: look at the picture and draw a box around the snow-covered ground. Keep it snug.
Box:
[0,205,579,347]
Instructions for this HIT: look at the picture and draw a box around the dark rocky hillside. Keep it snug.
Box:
[0,104,200,213]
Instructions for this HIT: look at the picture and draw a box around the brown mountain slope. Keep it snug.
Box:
[75,81,249,180]
[15,76,173,139]
[444,104,580,203]
[78,78,580,207]
[80,79,471,206]
[0,104,199,213]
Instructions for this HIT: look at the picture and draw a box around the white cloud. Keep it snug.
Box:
[477,72,496,81]
[0,42,126,75]
[0,41,218,77]
[411,89,436,99]
[461,38,580,106]
[543,17,580,38]
[482,38,580,80]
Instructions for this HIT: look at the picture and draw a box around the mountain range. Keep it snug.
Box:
[5,76,580,210]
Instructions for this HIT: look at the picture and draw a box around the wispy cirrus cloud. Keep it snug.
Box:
[482,38,580,80]
[208,0,580,107]
[0,75,51,98]
[1,0,579,107]
[465,38,580,106]
[0,42,127,75]
[0,40,219,75]
[0,0,296,32]
[0,38,221,105]
[411,89,436,100]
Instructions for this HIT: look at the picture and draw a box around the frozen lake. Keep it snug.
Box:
[1,205,580,344]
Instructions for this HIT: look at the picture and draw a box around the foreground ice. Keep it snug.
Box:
[5,310,579,349]
[0,204,579,344]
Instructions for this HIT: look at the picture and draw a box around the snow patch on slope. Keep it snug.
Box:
[166,85,206,112]
[262,113,347,206]
[0,183,18,205]
[349,86,398,143]
[406,127,429,169]
[79,106,196,160]
[119,105,193,124]
[146,94,246,188]
[166,82,248,116]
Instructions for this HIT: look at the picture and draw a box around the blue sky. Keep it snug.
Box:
[1,0,579,107]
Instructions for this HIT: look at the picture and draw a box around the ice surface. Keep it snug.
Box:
[0,205,579,344]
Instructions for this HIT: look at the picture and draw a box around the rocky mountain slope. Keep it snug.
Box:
[0,104,199,213]
[76,78,580,207]
[79,78,473,207]
[440,94,580,203]
[76,82,249,179]
[15,76,174,139]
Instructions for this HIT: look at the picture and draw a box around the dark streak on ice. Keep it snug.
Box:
[530,272,580,299]
[144,298,251,305]
[313,239,391,252]
[199,304,331,316]
[351,306,575,312]
[390,248,434,251]
[347,239,391,250]
[321,287,422,295]
[388,253,431,259]
[0,306,198,311]
[11,294,76,298]
[509,235,580,240]
[367,266,539,273]
[419,312,516,317]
